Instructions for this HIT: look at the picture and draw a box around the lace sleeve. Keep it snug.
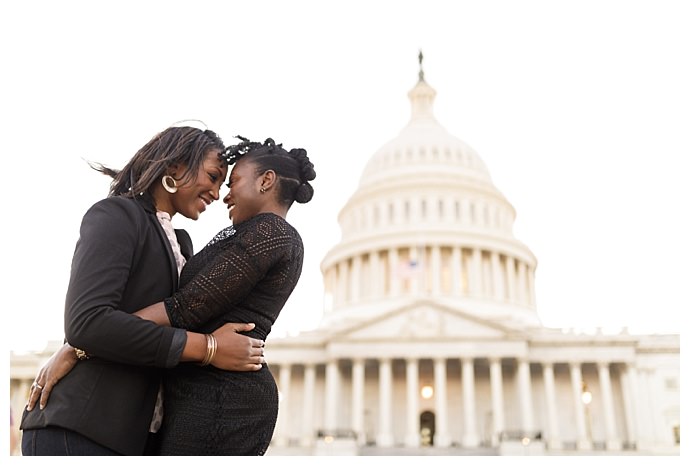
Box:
[163,215,293,331]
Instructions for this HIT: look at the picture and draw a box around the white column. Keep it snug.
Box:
[430,245,441,296]
[324,267,336,312]
[598,362,622,450]
[620,363,638,449]
[505,256,516,302]
[394,199,404,225]
[570,363,592,450]
[352,359,365,446]
[489,358,505,446]
[433,358,451,447]
[516,261,527,305]
[405,358,420,447]
[470,248,482,296]
[409,246,420,295]
[389,248,400,296]
[429,195,439,222]
[324,360,339,430]
[370,250,381,299]
[377,358,394,447]
[301,364,316,447]
[481,253,492,296]
[350,255,362,303]
[527,265,536,306]
[411,198,421,219]
[517,359,535,433]
[451,246,462,295]
[275,364,292,446]
[635,367,655,451]
[12,379,31,415]
[542,362,562,450]
[491,252,504,300]
[461,358,479,447]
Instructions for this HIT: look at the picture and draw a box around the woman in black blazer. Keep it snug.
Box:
[20,126,266,455]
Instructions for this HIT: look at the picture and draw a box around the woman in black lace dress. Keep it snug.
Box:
[136,136,316,455]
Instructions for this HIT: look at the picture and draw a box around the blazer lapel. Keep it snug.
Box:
[138,195,179,290]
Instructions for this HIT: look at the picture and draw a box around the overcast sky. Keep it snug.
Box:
[3,0,689,355]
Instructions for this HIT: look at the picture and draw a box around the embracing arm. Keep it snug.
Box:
[27,320,264,411]
[63,198,181,366]
[27,200,264,410]
[133,302,264,366]
[163,227,276,333]
[64,198,264,366]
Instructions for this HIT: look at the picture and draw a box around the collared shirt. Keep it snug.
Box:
[151,211,188,433]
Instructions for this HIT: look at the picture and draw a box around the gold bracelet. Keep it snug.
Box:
[198,334,211,366]
[199,334,217,366]
[207,333,217,366]
[74,347,90,361]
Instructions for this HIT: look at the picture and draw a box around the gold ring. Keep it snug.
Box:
[32,382,43,390]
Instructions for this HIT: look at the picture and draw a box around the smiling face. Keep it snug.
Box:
[223,158,264,225]
[171,149,227,220]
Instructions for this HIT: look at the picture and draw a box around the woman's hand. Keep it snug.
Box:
[211,322,265,371]
[26,343,79,411]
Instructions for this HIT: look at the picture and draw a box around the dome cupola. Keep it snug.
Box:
[321,53,539,329]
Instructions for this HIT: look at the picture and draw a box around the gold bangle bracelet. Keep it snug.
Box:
[199,334,217,366]
[206,333,217,366]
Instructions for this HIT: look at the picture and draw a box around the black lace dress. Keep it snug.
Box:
[155,213,304,455]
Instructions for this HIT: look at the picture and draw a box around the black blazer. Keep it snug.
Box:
[21,195,193,455]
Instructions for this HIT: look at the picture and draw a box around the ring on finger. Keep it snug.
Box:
[32,381,44,390]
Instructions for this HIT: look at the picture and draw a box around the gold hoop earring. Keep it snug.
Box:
[162,175,178,194]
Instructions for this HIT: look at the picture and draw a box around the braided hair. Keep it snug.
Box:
[224,136,316,206]
[92,126,226,198]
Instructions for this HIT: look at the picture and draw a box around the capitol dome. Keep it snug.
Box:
[321,59,539,329]
[358,77,493,190]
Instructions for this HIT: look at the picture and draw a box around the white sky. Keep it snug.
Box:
[3,0,689,354]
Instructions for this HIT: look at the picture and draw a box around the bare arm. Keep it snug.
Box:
[133,303,265,366]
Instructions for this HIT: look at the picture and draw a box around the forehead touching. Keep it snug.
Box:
[204,148,226,165]
[204,149,228,172]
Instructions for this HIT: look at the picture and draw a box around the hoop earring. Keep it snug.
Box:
[162,175,178,194]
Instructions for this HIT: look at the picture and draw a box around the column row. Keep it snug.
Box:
[324,246,535,309]
[273,358,634,452]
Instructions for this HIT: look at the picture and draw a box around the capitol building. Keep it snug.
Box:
[9,60,680,456]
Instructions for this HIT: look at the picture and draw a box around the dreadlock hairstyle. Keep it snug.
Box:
[91,126,226,198]
[224,136,316,206]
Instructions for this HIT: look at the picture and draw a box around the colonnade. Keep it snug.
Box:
[324,245,535,310]
[7,353,669,454]
[271,357,642,452]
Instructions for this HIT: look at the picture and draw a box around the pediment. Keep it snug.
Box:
[332,301,514,342]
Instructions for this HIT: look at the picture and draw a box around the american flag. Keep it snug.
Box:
[396,258,424,279]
